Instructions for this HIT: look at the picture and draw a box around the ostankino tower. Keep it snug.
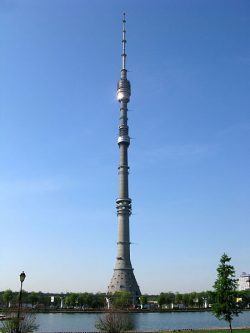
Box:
[108,14,141,299]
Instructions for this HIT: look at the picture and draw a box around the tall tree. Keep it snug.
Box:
[111,292,132,309]
[2,290,13,307]
[157,293,167,309]
[64,293,78,307]
[212,253,241,333]
[139,295,148,309]
[165,292,175,308]
[28,292,39,307]
[175,292,183,305]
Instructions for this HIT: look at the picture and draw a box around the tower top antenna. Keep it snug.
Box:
[122,13,127,70]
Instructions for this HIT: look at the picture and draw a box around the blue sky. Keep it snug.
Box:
[0,0,249,294]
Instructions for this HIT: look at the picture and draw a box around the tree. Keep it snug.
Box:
[28,292,39,307]
[182,293,190,308]
[139,295,148,309]
[212,253,242,333]
[240,290,250,308]
[197,292,206,308]
[111,292,132,309]
[188,292,197,308]
[2,290,13,308]
[37,293,50,308]
[19,291,28,305]
[165,292,175,308]
[95,312,134,333]
[64,293,78,307]
[0,310,38,333]
[85,293,94,308]
[157,293,166,309]
[175,292,183,306]
[91,293,105,308]
[207,290,216,305]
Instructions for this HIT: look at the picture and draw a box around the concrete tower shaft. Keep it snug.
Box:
[108,14,141,298]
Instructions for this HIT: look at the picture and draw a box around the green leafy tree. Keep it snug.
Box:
[54,296,61,308]
[139,295,148,309]
[85,293,94,308]
[39,293,50,308]
[182,293,190,307]
[188,292,197,308]
[64,293,78,307]
[240,290,250,308]
[157,293,166,309]
[212,253,242,333]
[207,290,215,306]
[163,292,175,308]
[17,290,28,305]
[91,293,105,308]
[111,292,132,309]
[2,290,13,307]
[175,292,183,306]
[78,293,89,307]
[28,292,39,307]
[197,292,206,308]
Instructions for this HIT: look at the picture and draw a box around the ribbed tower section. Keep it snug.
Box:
[108,14,141,298]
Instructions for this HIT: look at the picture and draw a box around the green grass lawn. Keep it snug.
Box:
[166,328,250,333]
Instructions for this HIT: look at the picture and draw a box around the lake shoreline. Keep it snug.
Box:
[1,308,214,314]
[29,308,250,314]
[1,308,250,314]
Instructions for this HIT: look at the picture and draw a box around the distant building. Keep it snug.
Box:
[238,272,250,291]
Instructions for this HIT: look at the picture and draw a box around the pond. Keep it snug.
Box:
[33,311,250,332]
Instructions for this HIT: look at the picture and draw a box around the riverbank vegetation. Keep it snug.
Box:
[0,309,38,333]
[0,289,249,311]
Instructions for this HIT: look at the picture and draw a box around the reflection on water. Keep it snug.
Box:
[35,311,250,332]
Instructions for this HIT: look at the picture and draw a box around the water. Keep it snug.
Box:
[34,311,250,332]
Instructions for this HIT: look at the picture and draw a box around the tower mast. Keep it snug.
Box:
[108,14,141,299]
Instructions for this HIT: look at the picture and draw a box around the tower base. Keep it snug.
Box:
[108,268,141,297]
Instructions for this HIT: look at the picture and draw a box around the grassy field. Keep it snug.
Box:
[166,330,250,333]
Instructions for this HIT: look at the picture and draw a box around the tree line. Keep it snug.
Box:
[156,290,250,309]
[0,291,106,309]
[0,289,249,310]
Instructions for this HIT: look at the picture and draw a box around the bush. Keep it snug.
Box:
[95,311,134,333]
[0,310,38,333]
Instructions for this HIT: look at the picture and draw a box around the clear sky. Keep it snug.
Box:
[0,0,249,295]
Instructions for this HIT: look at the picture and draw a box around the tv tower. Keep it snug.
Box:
[108,14,141,298]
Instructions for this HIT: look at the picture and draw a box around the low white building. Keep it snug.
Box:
[238,272,250,291]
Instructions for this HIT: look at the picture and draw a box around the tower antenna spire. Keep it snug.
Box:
[122,12,127,70]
